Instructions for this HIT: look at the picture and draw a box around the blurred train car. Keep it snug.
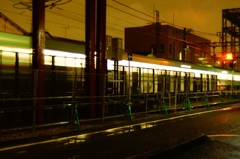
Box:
[0,32,240,129]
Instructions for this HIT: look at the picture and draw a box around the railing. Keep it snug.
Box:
[1,90,240,132]
[1,68,240,132]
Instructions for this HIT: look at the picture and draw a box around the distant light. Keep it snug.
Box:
[222,71,228,74]
[181,65,191,69]
[225,52,233,60]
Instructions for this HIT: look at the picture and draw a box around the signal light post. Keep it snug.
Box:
[224,52,234,94]
[224,52,234,69]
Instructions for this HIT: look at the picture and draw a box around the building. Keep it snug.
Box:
[125,23,212,65]
[0,12,28,35]
[221,8,240,70]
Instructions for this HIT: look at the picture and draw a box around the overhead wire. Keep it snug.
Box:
[107,2,201,49]
[108,0,219,53]
[112,0,218,37]
[0,0,217,48]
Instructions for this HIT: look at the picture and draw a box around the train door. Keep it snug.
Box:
[141,68,154,94]
[132,67,140,95]
[170,71,177,93]
[202,74,208,92]
[165,70,170,94]
[106,62,124,95]
[211,75,217,91]
[176,72,181,92]
[154,69,161,94]
[184,72,190,94]
[106,70,114,94]
[208,74,211,92]
[179,72,185,92]
[193,72,201,92]
[119,66,126,95]
[189,72,194,92]
[158,70,166,97]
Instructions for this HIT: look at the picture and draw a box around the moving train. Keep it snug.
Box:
[0,31,239,128]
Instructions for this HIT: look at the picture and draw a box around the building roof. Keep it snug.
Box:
[0,12,28,35]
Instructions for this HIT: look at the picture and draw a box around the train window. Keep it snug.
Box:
[19,53,31,67]
[212,75,217,91]
[127,66,133,95]
[165,70,170,93]
[148,69,153,93]
[140,68,153,94]
[2,51,15,66]
[76,59,85,68]
[132,71,139,94]
[184,72,190,93]
[44,55,52,65]
[66,57,76,67]
[158,70,166,93]
[55,56,66,66]
[176,72,181,92]
[141,68,146,93]
[107,71,114,94]
[170,71,176,93]
[208,75,212,91]
[180,72,185,92]
[202,74,208,92]
[154,69,161,93]
[189,72,194,92]
[119,66,125,95]
[119,65,125,94]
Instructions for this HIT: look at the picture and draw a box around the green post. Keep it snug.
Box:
[74,104,80,130]
[162,99,168,115]
[158,99,168,115]
[182,97,191,111]
[201,95,210,108]
[127,102,133,121]
[66,102,80,130]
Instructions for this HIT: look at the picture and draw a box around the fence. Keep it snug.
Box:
[0,69,240,131]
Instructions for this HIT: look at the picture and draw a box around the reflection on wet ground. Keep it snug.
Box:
[0,107,231,151]
[57,108,223,146]
[60,122,157,145]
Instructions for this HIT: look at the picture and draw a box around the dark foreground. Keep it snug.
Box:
[1,105,240,159]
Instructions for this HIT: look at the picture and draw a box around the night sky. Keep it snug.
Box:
[0,0,239,45]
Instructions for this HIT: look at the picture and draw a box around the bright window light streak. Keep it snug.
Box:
[107,59,114,70]
[0,46,32,54]
[181,65,191,69]
[221,71,228,74]
[234,75,240,81]
[0,47,86,59]
[119,60,193,73]
[44,49,85,58]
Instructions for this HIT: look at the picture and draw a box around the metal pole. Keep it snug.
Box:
[32,70,37,131]
[128,60,131,101]
[231,69,234,95]
[96,0,106,120]
[145,72,149,114]
[32,0,45,125]
[175,77,178,112]
[85,0,96,118]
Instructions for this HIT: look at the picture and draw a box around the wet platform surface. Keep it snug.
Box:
[1,105,240,159]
